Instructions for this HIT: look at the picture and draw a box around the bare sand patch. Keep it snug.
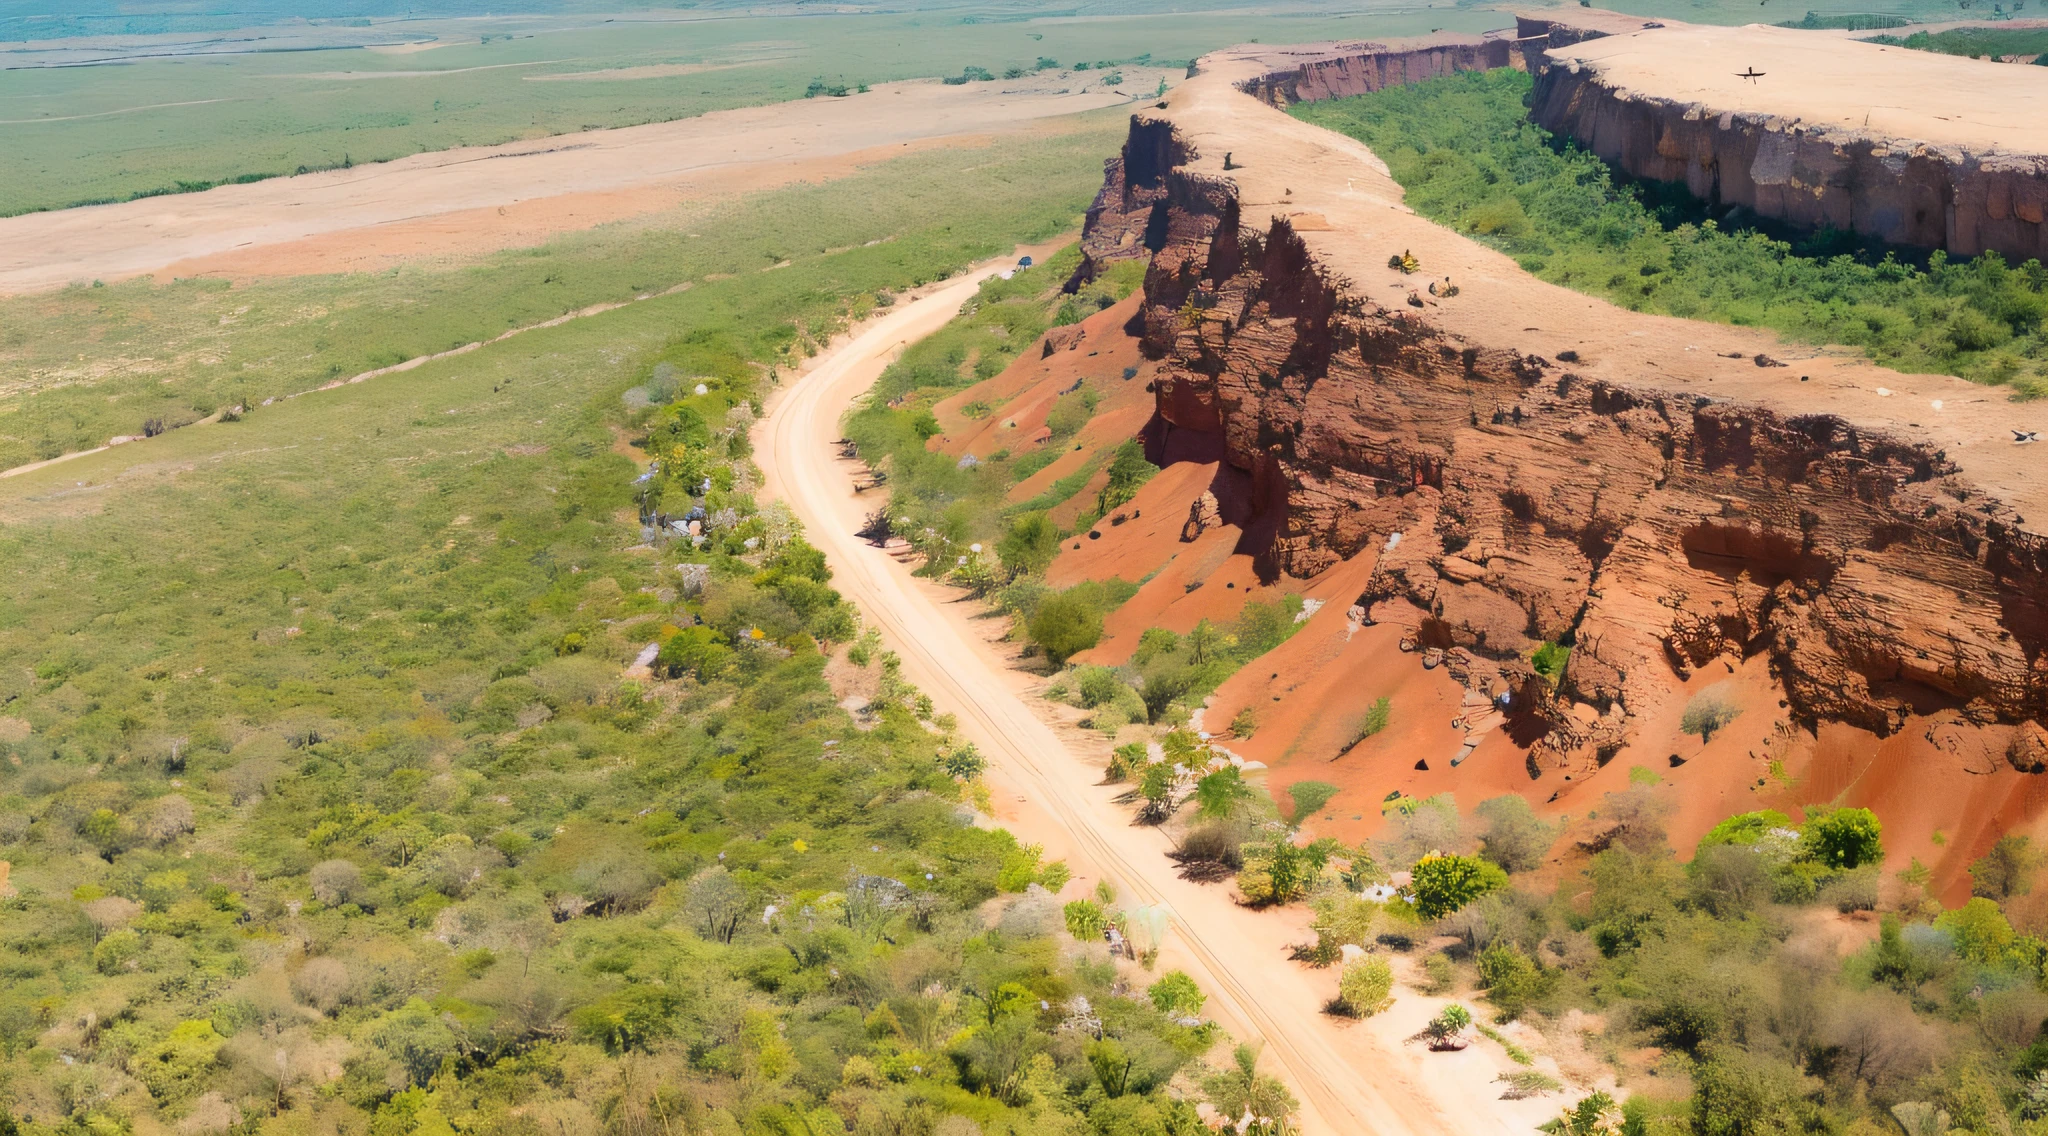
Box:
[289,60,561,80]
[524,59,788,81]
[151,134,988,280]
[365,39,471,55]
[0,69,1176,294]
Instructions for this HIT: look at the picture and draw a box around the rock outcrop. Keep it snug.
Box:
[1076,37,2048,772]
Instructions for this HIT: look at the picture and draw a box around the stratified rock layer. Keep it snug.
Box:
[1526,20,2048,260]
[1077,37,2048,770]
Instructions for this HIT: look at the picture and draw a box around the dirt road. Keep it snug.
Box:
[0,68,1174,294]
[755,256,1563,1136]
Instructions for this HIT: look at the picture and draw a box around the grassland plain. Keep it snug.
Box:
[0,123,1242,1135]
[0,120,1129,472]
[1292,69,2048,391]
[0,7,1503,218]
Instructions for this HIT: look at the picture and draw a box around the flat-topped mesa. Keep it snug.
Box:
[1525,18,2048,261]
[1078,38,2048,774]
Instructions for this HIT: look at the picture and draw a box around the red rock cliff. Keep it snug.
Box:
[1080,42,2048,771]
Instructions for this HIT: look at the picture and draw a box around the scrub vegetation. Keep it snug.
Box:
[1293,69,2048,393]
[0,130,1235,1136]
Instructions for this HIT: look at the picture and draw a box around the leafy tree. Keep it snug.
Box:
[1027,590,1102,666]
[1801,807,1883,869]
[1411,854,1507,920]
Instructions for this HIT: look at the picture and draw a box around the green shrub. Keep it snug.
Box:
[1287,780,1341,823]
[1148,970,1206,1018]
[1338,957,1394,1017]
[1064,898,1108,939]
[1476,942,1544,1022]
[1801,807,1883,869]
[1028,591,1103,666]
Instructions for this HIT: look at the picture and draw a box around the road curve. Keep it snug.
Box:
[755,252,1519,1136]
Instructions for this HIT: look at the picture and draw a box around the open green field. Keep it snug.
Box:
[0,6,1505,217]
[0,115,1253,1135]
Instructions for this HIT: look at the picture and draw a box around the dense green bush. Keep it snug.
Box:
[1294,70,2048,392]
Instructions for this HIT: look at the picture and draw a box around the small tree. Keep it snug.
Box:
[1970,834,2039,900]
[1680,687,1740,743]
[1410,853,1508,920]
[1339,957,1395,1017]
[1802,807,1883,869]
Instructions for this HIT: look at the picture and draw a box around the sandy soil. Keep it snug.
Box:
[0,67,1178,294]
[756,248,1568,1136]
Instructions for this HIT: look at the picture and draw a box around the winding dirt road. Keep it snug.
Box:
[756,254,1560,1136]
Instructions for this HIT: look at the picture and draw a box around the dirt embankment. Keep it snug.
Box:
[1524,18,2048,261]
[1060,37,2048,889]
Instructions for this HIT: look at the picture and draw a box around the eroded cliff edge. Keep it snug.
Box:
[1077,42,2048,776]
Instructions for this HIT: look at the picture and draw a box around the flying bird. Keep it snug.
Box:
[1736,67,1766,82]
[2014,430,2039,444]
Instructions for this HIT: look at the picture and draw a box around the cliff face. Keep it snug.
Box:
[1079,102,2048,770]
[1526,23,2048,262]
[1233,36,1518,108]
